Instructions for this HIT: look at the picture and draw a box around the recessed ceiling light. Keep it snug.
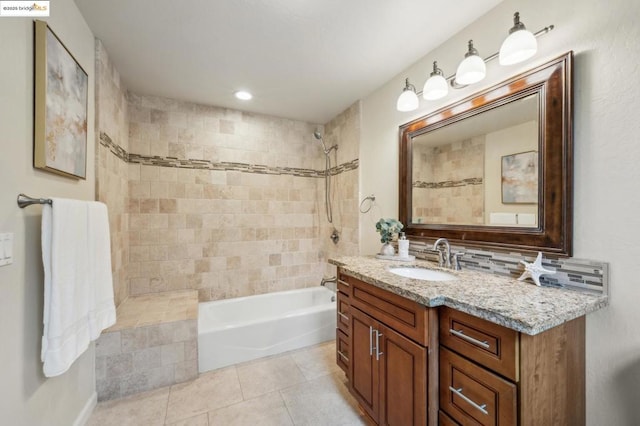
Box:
[234,90,252,100]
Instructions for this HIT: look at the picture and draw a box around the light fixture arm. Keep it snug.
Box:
[414,24,554,94]
[430,61,444,77]
[509,12,526,34]
[403,77,416,92]
[464,40,479,58]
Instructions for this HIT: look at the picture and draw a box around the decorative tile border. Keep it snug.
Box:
[408,240,608,296]
[99,131,358,178]
[99,132,128,162]
[413,177,483,189]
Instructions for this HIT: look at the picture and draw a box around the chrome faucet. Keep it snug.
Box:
[433,238,451,268]
[432,238,464,271]
[321,276,337,287]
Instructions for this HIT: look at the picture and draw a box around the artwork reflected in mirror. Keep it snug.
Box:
[399,52,573,256]
[411,94,539,228]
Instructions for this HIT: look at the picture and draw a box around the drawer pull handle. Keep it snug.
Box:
[450,328,490,349]
[337,350,349,362]
[338,279,350,287]
[369,326,374,356]
[375,331,383,360]
[449,386,489,415]
[337,311,349,321]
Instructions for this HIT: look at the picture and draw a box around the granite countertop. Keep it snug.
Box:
[329,256,609,335]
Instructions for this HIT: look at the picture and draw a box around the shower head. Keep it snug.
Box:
[312,129,337,155]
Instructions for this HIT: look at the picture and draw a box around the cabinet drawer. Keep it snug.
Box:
[336,329,350,375]
[337,291,350,335]
[337,271,351,296]
[440,347,516,426]
[439,410,460,426]
[440,307,518,381]
[348,274,429,346]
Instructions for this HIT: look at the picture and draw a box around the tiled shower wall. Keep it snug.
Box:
[319,102,360,276]
[126,94,343,301]
[95,40,129,306]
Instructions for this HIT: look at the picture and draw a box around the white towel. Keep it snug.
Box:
[41,198,116,377]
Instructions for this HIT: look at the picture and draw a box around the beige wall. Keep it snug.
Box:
[95,40,130,306]
[359,0,640,423]
[0,1,97,424]
[484,121,537,225]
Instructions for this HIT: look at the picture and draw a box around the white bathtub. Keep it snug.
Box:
[198,286,337,372]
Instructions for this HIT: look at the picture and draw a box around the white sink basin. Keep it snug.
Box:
[388,267,457,281]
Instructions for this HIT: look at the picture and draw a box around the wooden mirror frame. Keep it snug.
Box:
[399,52,573,256]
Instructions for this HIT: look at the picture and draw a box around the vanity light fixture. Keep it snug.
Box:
[395,15,554,112]
[234,90,253,100]
[396,78,419,112]
[499,12,537,66]
[455,40,486,85]
[422,61,448,101]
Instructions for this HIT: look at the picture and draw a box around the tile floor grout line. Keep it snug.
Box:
[278,389,297,426]
[162,381,175,425]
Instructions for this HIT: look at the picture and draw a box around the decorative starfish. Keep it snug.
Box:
[518,252,556,286]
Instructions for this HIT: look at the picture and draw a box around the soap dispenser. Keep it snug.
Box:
[398,232,409,259]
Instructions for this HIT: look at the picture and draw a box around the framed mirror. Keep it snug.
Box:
[399,52,573,256]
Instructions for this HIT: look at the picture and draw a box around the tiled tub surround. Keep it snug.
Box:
[318,102,361,276]
[329,256,608,335]
[95,41,130,306]
[95,290,199,401]
[124,94,360,302]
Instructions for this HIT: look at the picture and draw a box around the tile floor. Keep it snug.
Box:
[87,341,367,425]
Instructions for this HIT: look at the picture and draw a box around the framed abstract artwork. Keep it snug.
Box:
[501,151,538,204]
[34,20,88,179]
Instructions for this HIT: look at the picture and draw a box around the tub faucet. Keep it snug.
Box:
[321,276,337,287]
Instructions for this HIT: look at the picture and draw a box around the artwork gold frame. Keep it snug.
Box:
[501,151,538,204]
[34,20,88,179]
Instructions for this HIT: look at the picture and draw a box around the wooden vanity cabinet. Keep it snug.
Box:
[439,307,586,426]
[341,271,429,426]
[336,270,586,426]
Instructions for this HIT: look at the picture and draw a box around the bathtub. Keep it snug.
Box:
[198,286,337,372]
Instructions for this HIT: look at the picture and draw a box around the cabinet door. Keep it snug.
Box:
[379,324,427,426]
[350,307,380,422]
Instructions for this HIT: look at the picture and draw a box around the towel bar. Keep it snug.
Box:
[17,193,53,208]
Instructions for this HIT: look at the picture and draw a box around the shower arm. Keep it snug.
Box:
[323,145,338,156]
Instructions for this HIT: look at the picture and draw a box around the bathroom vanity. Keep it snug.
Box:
[331,256,608,426]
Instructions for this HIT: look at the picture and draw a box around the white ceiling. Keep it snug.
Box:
[75,0,503,124]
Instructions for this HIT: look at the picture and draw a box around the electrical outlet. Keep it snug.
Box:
[0,233,13,266]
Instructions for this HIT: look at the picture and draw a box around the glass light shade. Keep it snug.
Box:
[499,29,537,65]
[397,88,419,112]
[455,54,486,85]
[423,74,448,100]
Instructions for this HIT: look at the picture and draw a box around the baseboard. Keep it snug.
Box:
[73,391,97,426]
